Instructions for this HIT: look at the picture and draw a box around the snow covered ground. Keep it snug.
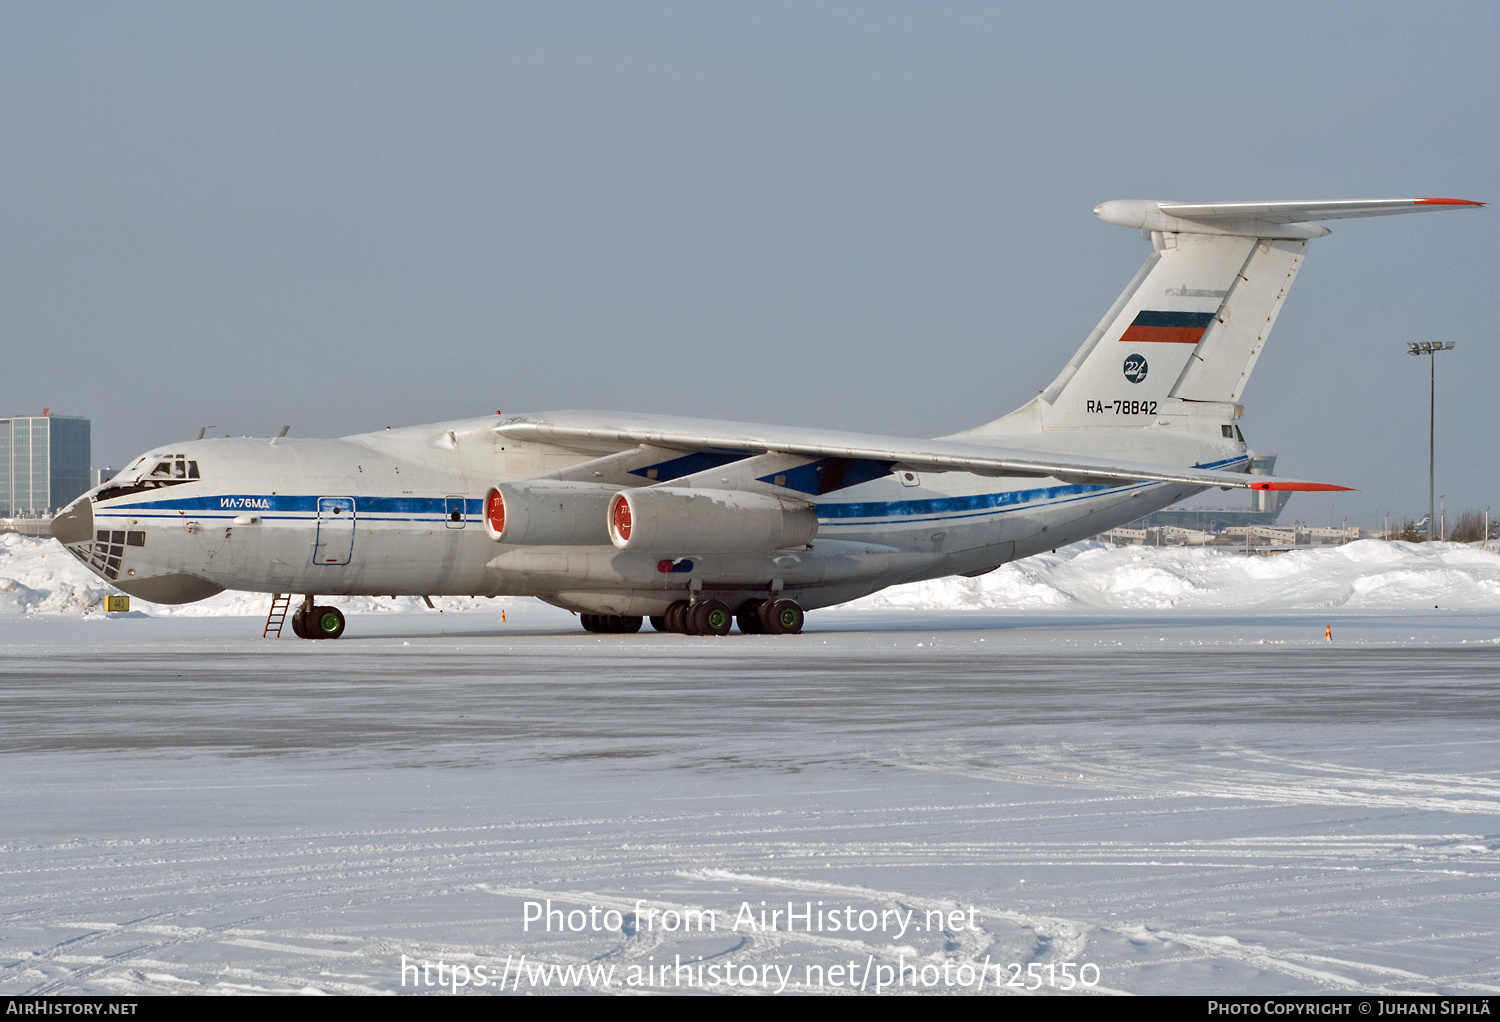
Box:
[2,534,1499,996]
[7,530,1500,620]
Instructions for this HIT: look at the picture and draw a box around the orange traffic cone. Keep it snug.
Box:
[1325,624,1332,641]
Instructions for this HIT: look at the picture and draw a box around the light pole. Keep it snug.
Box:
[1406,341,1455,540]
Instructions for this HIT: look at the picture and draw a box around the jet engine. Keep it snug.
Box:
[607,487,817,553]
[484,481,616,545]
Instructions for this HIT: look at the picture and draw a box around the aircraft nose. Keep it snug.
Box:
[51,496,94,545]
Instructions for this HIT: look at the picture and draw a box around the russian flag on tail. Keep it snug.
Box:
[1119,310,1217,344]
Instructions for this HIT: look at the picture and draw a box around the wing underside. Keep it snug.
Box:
[497,414,1348,493]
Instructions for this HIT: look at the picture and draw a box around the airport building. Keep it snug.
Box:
[1127,453,1291,532]
[0,411,91,519]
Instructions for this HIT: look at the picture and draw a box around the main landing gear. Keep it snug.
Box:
[624,598,804,636]
[290,595,346,640]
[580,614,642,633]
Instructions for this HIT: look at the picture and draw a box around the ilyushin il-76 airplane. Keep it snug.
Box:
[53,196,1482,639]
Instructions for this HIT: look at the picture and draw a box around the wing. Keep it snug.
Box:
[495,412,1348,492]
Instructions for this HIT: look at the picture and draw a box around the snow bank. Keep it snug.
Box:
[843,539,1500,612]
[4,531,1499,618]
[0,533,508,618]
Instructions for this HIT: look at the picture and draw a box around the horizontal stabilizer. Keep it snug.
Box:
[1160,198,1483,223]
[1094,197,1483,238]
[1250,480,1352,492]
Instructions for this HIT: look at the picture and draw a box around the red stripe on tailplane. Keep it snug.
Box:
[1119,325,1208,344]
[1413,198,1485,206]
[1251,481,1354,492]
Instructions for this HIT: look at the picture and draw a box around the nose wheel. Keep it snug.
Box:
[292,597,346,639]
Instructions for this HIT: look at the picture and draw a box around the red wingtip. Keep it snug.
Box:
[1414,197,1485,207]
[1253,481,1355,492]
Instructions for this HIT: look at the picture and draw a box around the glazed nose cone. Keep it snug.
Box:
[51,496,93,545]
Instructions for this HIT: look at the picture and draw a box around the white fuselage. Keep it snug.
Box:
[59,414,1245,616]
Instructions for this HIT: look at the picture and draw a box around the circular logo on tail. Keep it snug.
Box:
[1123,354,1148,384]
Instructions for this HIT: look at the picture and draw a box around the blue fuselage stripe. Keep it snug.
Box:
[101,495,481,515]
[95,456,1247,527]
[812,456,1246,524]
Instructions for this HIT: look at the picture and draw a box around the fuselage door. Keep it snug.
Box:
[444,495,466,530]
[313,497,356,566]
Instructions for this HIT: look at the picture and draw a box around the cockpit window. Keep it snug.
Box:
[150,455,197,479]
[95,456,203,502]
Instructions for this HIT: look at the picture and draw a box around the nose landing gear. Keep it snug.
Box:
[291,596,346,639]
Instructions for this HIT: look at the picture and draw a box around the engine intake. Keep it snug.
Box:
[484,481,616,545]
[607,487,817,552]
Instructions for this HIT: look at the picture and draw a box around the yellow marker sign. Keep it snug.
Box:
[106,595,131,613]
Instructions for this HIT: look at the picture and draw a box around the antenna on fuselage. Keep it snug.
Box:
[270,425,290,446]
[195,426,216,440]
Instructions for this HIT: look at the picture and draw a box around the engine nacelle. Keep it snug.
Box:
[607,487,817,552]
[484,481,616,545]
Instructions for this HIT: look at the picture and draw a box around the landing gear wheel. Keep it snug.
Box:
[736,599,766,634]
[586,614,644,633]
[690,599,732,636]
[665,600,690,633]
[649,615,668,632]
[290,607,310,639]
[761,598,804,635]
[310,605,346,639]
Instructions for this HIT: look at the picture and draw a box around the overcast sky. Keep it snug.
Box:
[2,2,1495,523]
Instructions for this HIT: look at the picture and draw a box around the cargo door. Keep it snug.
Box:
[312,497,356,565]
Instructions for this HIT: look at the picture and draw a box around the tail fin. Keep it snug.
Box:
[974,197,1482,434]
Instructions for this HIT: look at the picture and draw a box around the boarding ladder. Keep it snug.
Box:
[263,593,291,637]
